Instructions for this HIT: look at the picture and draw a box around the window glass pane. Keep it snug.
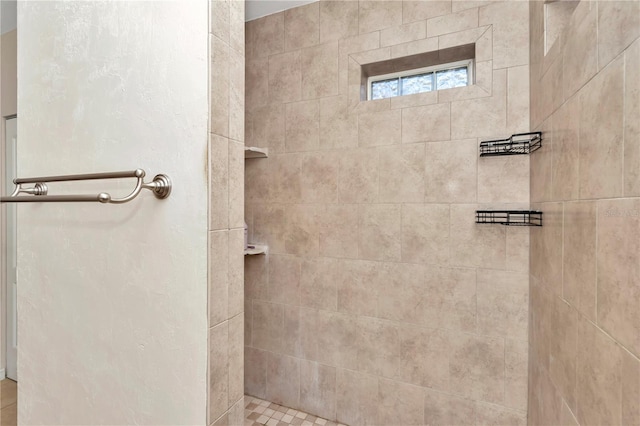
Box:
[371,78,399,100]
[436,67,468,90]
[400,73,434,95]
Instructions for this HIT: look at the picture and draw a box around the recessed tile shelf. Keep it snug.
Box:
[476,210,543,226]
[244,147,268,159]
[479,132,542,157]
[244,244,268,256]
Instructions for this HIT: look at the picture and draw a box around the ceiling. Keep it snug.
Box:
[245,0,317,21]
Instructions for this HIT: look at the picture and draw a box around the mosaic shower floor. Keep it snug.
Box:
[245,396,348,426]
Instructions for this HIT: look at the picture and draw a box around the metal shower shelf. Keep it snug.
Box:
[476,210,543,226]
[0,169,171,204]
[479,132,542,156]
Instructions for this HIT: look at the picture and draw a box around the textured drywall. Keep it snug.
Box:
[17,2,208,424]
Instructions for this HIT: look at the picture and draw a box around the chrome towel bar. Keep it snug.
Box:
[1,169,171,204]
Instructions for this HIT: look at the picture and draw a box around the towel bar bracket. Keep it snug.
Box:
[1,169,172,204]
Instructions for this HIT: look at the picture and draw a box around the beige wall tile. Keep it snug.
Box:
[578,55,624,199]
[390,90,438,109]
[423,266,477,332]
[209,321,229,421]
[359,109,401,147]
[562,1,597,100]
[563,201,596,321]
[547,296,578,412]
[316,310,358,370]
[269,51,301,104]
[376,261,428,324]
[252,204,287,254]
[336,259,379,317]
[284,2,319,51]
[252,300,283,353]
[299,360,337,419]
[270,154,302,203]
[560,400,580,426]
[359,203,402,261]
[245,254,268,301]
[597,0,640,70]
[285,204,320,256]
[246,56,268,113]
[338,148,379,203]
[210,134,229,230]
[427,8,478,38]
[301,42,339,99]
[356,316,401,378]
[478,155,530,204]
[249,104,284,154]
[336,368,378,426]
[451,69,507,140]
[424,139,477,203]
[266,353,300,408]
[438,25,489,51]
[576,320,623,426]
[478,1,529,68]
[320,1,359,43]
[319,204,359,258]
[210,230,229,327]
[211,35,230,137]
[211,0,230,43]
[282,306,318,360]
[228,142,244,229]
[401,203,450,265]
[228,314,244,405]
[229,1,244,55]
[424,388,476,425]
[475,402,526,426]
[228,228,244,318]
[624,38,640,196]
[530,202,563,294]
[527,358,563,426]
[319,95,358,149]
[477,269,528,340]
[529,118,553,203]
[359,0,403,34]
[403,1,452,23]
[390,36,439,58]
[505,339,528,411]
[248,12,284,58]
[300,258,338,311]
[551,96,580,201]
[506,227,529,273]
[378,143,425,203]
[398,325,451,389]
[622,350,640,425]
[450,204,506,270]
[507,65,530,133]
[244,347,267,399]
[450,332,505,404]
[267,255,301,305]
[597,198,640,355]
[381,21,427,47]
[285,99,319,152]
[229,48,244,142]
[402,103,451,143]
[301,151,339,203]
[377,378,425,425]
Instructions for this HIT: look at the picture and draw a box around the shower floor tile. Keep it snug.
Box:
[244,396,347,426]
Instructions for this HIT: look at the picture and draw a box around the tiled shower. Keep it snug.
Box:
[236,1,640,425]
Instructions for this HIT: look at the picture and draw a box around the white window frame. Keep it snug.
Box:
[367,59,474,100]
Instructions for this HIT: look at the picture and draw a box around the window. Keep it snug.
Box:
[368,60,473,101]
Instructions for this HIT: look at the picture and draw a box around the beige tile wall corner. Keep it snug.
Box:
[245,0,531,424]
[209,0,245,425]
[528,0,640,424]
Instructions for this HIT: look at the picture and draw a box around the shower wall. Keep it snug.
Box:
[244,1,531,424]
[528,1,640,424]
[208,0,246,425]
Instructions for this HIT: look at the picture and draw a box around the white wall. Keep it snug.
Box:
[16,2,209,424]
